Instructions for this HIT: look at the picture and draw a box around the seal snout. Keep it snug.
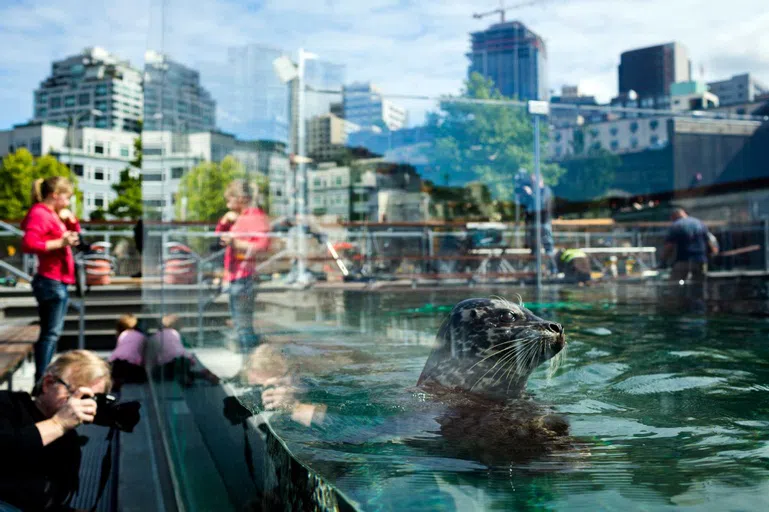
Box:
[546,323,563,335]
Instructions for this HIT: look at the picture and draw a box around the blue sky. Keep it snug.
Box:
[1,0,768,132]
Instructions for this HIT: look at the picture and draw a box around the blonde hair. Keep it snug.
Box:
[45,350,112,392]
[161,314,180,330]
[116,314,138,335]
[32,176,73,204]
[225,179,255,203]
[245,344,288,378]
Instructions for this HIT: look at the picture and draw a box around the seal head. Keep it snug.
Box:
[417,297,565,400]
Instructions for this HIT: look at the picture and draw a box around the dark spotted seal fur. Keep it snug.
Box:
[418,297,565,400]
[414,297,572,465]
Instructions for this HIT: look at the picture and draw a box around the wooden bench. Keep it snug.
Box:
[0,324,38,390]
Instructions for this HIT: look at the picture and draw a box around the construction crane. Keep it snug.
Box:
[473,0,552,23]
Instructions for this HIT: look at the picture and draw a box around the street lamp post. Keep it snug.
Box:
[274,49,318,286]
[528,100,550,291]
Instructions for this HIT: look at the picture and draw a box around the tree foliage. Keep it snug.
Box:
[176,156,245,222]
[107,168,143,220]
[0,148,81,220]
[424,73,564,200]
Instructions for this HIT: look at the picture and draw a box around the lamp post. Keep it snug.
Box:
[528,100,550,291]
[274,49,318,286]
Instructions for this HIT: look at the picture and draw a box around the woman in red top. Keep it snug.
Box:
[21,177,81,383]
[215,180,270,352]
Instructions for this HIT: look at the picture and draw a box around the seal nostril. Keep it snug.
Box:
[547,323,563,334]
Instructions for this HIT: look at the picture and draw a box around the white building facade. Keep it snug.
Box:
[141,130,289,220]
[0,122,138,219]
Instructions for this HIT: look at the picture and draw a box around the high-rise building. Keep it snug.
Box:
[217,45,345,149]
[143,50,216,133]
[289,58,347,152]
[33,47,143,133]
[214,45,291,143]
[708,73,769,106]
[618,42,691,109]
[342,82,407,132]
[467,21,548,101]
[307,113,360,162]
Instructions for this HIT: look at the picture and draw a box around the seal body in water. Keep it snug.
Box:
[415,297,571,465]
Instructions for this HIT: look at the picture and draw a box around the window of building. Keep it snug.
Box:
[554,146,562,157]
[95,118,108,128]
[589,128,600,138]
[610,127,619,136]
[120,145,130,158]
[144,147,163,156]
[35,107,47,118]
[64,96,75,107]
[650,120,659,131]
[50,97,62,109]
[78,93,90,106]
[591,141,601,151]
[73,164,84,177]
[650,135,659,145]
[313,178,321,187]
[94,168,105,181]
[95,85,108,96]
[31,138,41,154]
[630,121,639,133]
[610,140,619,151]
[336,176,343,186]
[94,143,104,155]
[171,167,184,179]
[631,138,639,149]
[144,173,164,181]
[94,196,105,208]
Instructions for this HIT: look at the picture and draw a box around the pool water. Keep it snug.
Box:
[243,284,769,511]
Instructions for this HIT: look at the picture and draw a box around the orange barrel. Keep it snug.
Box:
[84,242,113,286]
[163,257,198,284]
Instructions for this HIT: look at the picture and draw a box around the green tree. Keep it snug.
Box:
[108,168,143,220]
[424,72,564,201]
[175,156,246,221]
[89,208,107,221]
[0,148,82,220]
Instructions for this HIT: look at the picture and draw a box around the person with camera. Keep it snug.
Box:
[21,177,82,384]
[0,350,111,512]
[215,180,271,353]
[517,172,557,274]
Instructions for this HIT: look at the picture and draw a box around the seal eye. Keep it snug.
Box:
[500,311,515,323]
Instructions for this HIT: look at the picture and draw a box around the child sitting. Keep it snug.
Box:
[109,314,148,389]
[147,315,219,386]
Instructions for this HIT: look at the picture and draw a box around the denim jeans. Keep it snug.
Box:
[31,275,69,383]
[228,277,259,353]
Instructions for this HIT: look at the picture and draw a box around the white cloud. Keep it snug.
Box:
[1,0,767,130]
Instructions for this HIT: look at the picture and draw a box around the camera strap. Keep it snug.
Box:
[89,426,117,512]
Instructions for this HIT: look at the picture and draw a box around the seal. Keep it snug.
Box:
[417,297,566,400]
[413,297,572,465]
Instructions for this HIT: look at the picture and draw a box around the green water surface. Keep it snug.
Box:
[247,284,769,511]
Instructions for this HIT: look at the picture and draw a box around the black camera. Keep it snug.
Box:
[92,393,141,433]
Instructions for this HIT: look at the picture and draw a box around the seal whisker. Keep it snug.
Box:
[469,340,536,389]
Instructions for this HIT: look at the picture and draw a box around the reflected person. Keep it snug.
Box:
[660,208,718,283]
[215,180,271,352]
[241,344,326,427]
[519,173,557,274]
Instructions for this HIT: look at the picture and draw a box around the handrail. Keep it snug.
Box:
[0,220,23,236]
[0,259,32,282]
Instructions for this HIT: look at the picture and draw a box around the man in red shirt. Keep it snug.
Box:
[21,177,81,383]
[215,180,270,352]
